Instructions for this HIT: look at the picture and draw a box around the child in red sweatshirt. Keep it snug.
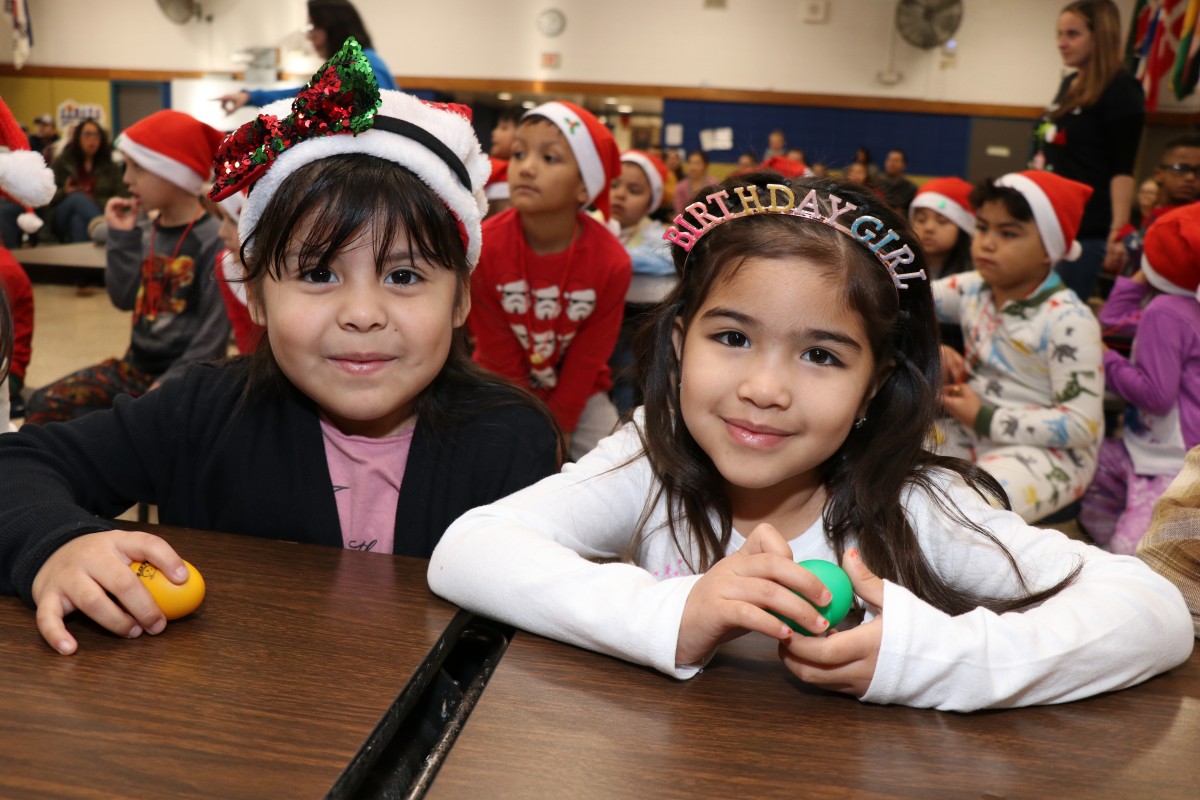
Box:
[469,102,631,460]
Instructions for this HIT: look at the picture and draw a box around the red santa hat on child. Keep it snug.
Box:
[909,177,976,236]
[759,155,811,180]
[994,171,1092,264]
[1141,203,1200,297]
[620,149,668,212]
[523,101,620,221]
[0,97,55,235]
[485,156,509,201]
[116,110,224,195]
[212,39,489,268]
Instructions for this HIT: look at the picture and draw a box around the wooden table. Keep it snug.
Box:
[0,526,464,799]
[13,241,106,284]
[428,628,1200,799]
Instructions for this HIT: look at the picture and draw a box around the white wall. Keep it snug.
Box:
[13,0,1195,110]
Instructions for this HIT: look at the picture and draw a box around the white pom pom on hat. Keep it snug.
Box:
[0,99,55,228]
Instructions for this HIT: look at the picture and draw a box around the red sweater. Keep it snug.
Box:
[0,249,33,380]
[469,209,631,432]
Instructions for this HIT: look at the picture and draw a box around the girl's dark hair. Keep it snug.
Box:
[64,119,112,170]
[687,150,709,165]
[308,0,373,52]
[970,179,1035,222]
[940,226,974,277]
[239,152,562,447]
[496,105,526,126]
[632,170,1078,616]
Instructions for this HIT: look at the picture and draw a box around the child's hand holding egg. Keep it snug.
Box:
[130,560,205,620]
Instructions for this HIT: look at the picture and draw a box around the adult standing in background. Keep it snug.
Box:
[217,0,397,114]
[1033,0,1143,300]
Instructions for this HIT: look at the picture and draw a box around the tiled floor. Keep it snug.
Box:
[20,283,150,522]
[24,284,130,392]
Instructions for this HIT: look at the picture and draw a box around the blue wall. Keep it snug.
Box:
[662,98,972,177]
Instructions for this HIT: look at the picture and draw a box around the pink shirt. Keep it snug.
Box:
[320,417,414,554]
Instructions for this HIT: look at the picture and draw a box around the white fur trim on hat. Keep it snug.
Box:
[1140,253,1195,297]
[116,135,210,195]
[909,191,973,236]
[0,149,55,208]
[485,181,510,201]
[239,92,489,268]
[995,173,1078,263]
[525,101,604,206]
[621,151,664,212]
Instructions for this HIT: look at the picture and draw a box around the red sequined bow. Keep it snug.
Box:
[209,37,381,201]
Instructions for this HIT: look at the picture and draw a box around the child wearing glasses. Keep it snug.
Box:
[1115,134,1200,281]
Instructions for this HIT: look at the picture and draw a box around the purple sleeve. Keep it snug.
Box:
[1097,276,1146,329]
[1104,303,1184,415]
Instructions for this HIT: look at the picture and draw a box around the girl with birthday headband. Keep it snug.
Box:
[0,40,560,655]
[429,171,1192,711]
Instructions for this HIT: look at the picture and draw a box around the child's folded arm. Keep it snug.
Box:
[863,475,1195,711]
[429,419,699,678]
[1097,275,1146,328]
[1104,301,1187,415]
[0,369,210,601]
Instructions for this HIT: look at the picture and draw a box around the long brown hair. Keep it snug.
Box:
[238,152,562,450]
[632,171,1079,616]
[1052,0,1124,118]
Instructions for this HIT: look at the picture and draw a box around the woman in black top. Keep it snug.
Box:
[1033,0,1144,300]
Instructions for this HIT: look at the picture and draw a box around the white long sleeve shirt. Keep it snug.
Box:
[429,416,1193,712]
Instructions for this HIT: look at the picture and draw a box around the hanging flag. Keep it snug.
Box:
[1172,0,1200,100]
[1126,0,1156,71]
[1137,0,1188,111]
[9,0,33,69]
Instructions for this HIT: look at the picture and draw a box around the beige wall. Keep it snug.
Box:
[7,1,1191,113]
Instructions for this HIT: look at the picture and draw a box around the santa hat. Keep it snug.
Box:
[910,177,976,236]
[620,150,668,211]
[994,171,1092,263]
[0,97,55,236]
[1141,203,1200,297]
[523,101,620,220]
[116,110,224,196]
[485,157,509,201]
[212,39,489,268]
[760,155,810,180]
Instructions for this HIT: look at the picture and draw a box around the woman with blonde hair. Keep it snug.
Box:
[1033,0,1144,301]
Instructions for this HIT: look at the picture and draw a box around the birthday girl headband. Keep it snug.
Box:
[662,183,927,290]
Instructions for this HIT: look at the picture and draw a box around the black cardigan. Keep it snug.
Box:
[0,360,559,604]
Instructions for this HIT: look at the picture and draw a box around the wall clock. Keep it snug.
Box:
[537,8,567,38]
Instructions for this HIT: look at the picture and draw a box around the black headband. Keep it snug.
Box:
[373,115,472,192]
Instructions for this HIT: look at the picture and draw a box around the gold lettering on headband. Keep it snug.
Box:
[663,183,927,290]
